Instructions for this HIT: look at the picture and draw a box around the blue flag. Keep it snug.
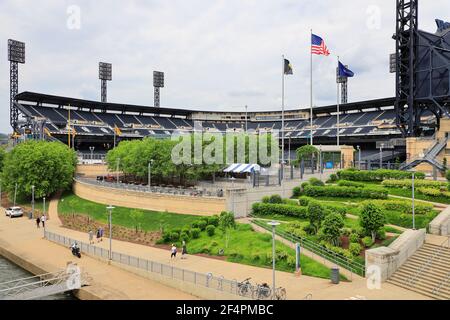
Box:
[338,61,354,78]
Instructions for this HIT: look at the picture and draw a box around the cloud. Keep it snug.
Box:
[0,0,449,132]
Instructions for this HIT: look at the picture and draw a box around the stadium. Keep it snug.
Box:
[1,0,450,304]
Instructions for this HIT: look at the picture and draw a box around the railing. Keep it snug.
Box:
[251,219,365,277]
[44,231,259,300]
[432,271,450,297]
[405,237,450,288]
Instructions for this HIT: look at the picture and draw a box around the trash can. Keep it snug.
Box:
[331,267,340,284]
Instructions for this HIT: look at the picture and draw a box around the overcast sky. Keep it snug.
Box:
[1,0,449,132]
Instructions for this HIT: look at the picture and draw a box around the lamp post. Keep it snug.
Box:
[89,146,95,162]
[0,178,2,208]
[116,158,120,185]
[411,170,416,230]
[245,105,248,132]
[13,183,18,207]
[357,145,361,170]
[379,143,384,169]
[230,177,236,213]
[148,160,154,192]
[43,197,46,237]
[267,221,280,299]
[107,205,115,260]
[31,185,35,219]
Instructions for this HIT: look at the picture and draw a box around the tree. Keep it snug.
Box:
[320,213,344,246]
[219,211,236,248]
[0,147,6,173]
[359,202,386,242]
[1,141,76,199]
[130,209,144,233]
[307,201,326,234]
[296,145,319,161]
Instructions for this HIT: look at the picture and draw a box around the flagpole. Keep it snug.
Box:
[281,55,285,175]
[310,29,313,146]
[337,56,340,147]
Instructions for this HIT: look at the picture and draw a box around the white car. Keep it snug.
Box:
[5,207,24,218]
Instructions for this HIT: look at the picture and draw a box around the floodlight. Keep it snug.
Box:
[99,62,112,81]
[153,71,165,88]
[8,39,25,64]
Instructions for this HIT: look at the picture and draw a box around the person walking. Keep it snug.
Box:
[181,240,187,259]
[99,227,104,242]
[88,230,94,245]
[96,228,101,243]
[170,244,177,259]
[36,216,41,229]
[41,215,46,228]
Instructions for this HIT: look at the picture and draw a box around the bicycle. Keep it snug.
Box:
[253,283,271,300]
[237,277,253,297]
[273,287,287,300]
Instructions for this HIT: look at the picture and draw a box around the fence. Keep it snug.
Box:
[44,231,259,299]
[252,219,366,278]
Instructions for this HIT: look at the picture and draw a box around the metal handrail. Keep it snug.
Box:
[406,237,450,287]
[251,219,365,277]
[432,271,450,296]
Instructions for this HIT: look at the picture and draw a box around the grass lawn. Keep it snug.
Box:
[11,196,49,213]
[58,192,200,232]
[176,223,344,280]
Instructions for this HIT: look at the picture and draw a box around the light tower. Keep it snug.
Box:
[8,39,25,131]
[336,65,348,104]
[99,62,112,103]
[153,71,165,107]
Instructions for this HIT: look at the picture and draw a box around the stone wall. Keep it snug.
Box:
[73,180,226,216]
[429,207,450,236]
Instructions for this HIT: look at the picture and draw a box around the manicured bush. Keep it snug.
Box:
[299,196,312,206]
[293,186,302,197]
[359,202,386,241]
[301,182,310,190]
[197,220,208,231]
[252,203,308,218]
[382,179,447,189]
[303,185,388,199]
[349,243,362,257]
[170,232,180,242]
[320,213,344,246]
[206,225,216,237]
[324,204,347,219]
[417,187,443,197]
[191,228,201,239]
[376,228,387,240]
[337,180,365,188]
[180,232,190,242]
[309,177,325,186]
[362,236,374,248]
[207,216,220,227]
[303,223,316,236]
[349,233,360,244]
[446,170,450,182]
[328,174,338,182]
[383,211,438,229]
[337,169,425,182]
[360,199,433,215]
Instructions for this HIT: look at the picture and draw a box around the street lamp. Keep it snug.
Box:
[267,221,280,299]
[107,205,115,260]
[410,170,416,230]
[31,185,35,219]
[379,143,385,169]
[357,145,361,170]
[245,105,248,133]
[148,160,154,192]
[43,197,46,237]
[89,146,95,162]
[116,158,120,185]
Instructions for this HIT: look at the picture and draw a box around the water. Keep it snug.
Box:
[0,255,76,300]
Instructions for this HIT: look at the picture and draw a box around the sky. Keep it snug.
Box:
[0,0,449,133]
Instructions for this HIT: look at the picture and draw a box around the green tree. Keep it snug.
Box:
[219,211,236,248]
[1,141,76,199]
[320,212,344,246]
[359,202,386,242]
[296,145,318,161]
[130,209,144,233]
[0,147,6,173]
[307,201,326,234]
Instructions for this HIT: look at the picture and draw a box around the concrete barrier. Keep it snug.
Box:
[365,229,426,282]
[76,164,109,178]
[429,207,450,236]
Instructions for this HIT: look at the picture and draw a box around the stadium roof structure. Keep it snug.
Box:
[15,91,395,117]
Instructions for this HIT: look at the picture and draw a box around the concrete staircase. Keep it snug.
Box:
[387,243,450,300]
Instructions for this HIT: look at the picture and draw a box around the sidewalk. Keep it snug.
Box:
[37,199,430,300]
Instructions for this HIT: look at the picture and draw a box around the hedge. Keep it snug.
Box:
[360,199,434,215]
[382,179,447,189]
[302,185,388,199]
[252,203,308,218]
[337,169,425,181]
[383,211,438,229]
[337,180,366,188]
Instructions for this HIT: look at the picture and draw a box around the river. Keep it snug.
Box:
[0,255,75,300]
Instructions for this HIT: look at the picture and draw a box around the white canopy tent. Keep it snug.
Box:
[223,163,261,174]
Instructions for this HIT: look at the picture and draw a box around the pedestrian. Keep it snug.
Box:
[96,228,101,243]
[181,240,187,259]
[41,215,46,228]
[170,244,177,259]
[99,227,104,242]
[36,216,41,229]
[88,230,94,244]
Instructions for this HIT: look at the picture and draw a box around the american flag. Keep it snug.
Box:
[311,34,330,56]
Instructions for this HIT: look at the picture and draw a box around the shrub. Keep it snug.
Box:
[309,177,325,186]
[303,223,316,235]
[252,203,308,218]
[269,194,283,204]
[180,232,190,242]
[293,186,302,197]
[446,170,450,182]
[349,243,362,257]
[198,220,208,231]
[181,227,191,237]
[320,213,345,246]
[337,180,365,188]
[382,179,447,190]
[206,225,216,237]
[341,227,352,237]
[329,173,338,182]
[349,233,360,243]
[362,236,374,248]
[324,204,347,219]
[191,228,201,239]
[360,199,433,215]
[170,232,180,242]
[207,216,219,227]
[417,187,442,197]
[301,182,310,190]
[299,196,312,206]
[303,185,388,199]
[191,221,199,229]
[376,228,387,241]
[307,201,327,234]
[337,169,425,182]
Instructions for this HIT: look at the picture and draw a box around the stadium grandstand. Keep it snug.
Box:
[14,91,437,162]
